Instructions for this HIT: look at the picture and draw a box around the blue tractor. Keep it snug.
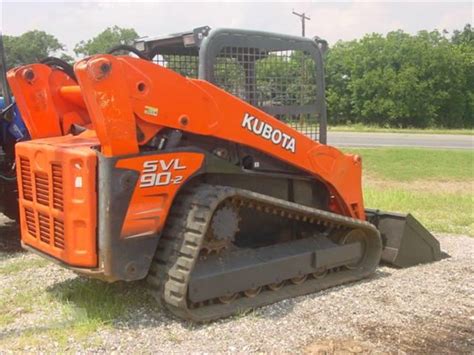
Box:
[0,33,28,221]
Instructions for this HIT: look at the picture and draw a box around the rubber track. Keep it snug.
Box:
[147,184,382,322]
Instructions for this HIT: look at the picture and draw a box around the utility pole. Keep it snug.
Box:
[292,10,311,37]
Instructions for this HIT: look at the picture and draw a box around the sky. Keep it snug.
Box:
[1,1,472,56]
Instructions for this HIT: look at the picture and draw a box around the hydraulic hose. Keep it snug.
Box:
[40,57,77,81]
[107,45,150,60]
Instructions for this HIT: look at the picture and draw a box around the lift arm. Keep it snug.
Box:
[7,64,89,138]
[73,55,365,219]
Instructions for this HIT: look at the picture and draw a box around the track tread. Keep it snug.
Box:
[147,183,382,322]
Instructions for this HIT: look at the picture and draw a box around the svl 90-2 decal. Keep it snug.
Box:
[140,159,186,188]
[115,152,204,239]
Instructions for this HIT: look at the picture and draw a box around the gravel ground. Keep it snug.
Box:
[0,214,473,353]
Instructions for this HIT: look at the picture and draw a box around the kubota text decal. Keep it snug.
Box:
[241,113,296,153]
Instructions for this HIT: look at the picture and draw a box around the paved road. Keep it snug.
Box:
[327,131,473,149]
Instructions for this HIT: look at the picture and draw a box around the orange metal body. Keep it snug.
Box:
[9,54,366,269]
[15,135,98,267]
[116,152,205,239]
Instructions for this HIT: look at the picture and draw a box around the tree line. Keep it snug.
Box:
[3,24,473,128]
[325,24,473,128]
[3,26,139,68]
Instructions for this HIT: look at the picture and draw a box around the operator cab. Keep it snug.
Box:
[135,26,328,143]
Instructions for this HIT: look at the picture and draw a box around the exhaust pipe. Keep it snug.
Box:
[365,209,441,268]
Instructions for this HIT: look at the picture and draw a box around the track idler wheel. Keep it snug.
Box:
[340,229,369,270]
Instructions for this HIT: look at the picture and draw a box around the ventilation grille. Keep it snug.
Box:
[53,218,65,249]
[23,210,65,250]
[38,213,50,244]
[20,157,33,201]
[19,157,65,250]
[24,208,36,236]
[52,164,64,211]
[35,173,49,206]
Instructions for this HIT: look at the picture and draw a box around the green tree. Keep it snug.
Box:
[3,30,65,68]
[451,24,473,46]
[325,40,358,124]
[325,25,474,128]
[74,26,139,57]
[451,24,474,127]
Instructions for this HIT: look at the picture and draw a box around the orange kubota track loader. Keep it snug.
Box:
[7,28,440,321]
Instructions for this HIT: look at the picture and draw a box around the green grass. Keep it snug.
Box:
[344,148,474,236]
[346,148,474,182]
[330,124,473,135]
[22,279,154,348]
[0,257,50,275]
[364,187,473,236]
[0,262,155,350]
[0,280,44,326]
[48,278,151,329]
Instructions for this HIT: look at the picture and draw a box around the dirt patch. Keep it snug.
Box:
[358,315,473,353]
[303,313,473,354]
[304,339,374,354]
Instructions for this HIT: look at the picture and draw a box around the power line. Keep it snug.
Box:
[292,10,311,37]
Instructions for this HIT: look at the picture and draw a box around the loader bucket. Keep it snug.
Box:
[365,209,441,268]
